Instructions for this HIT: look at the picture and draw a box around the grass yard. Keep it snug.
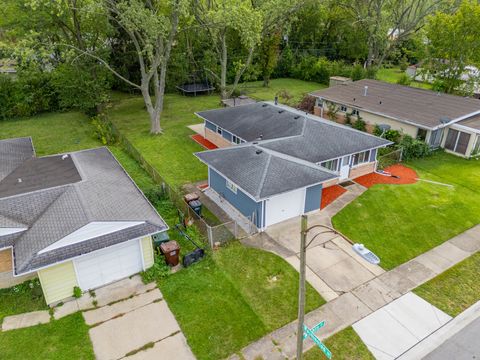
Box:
[376,67,432,89]
[0,279,47,325]
[160,243,324,360]
[107,78,325,188]
[414,252,480,317]
[304,326,373,360]
[332,152,480,270]
[0,313,94,360]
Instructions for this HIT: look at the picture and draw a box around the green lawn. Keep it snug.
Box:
[332,152,480,270]
[0,313,94,360]
[414,252,480,317]
[304,326,373,360]
[107,78,325,188]
[376,67,432,89]
[0,279,47,325]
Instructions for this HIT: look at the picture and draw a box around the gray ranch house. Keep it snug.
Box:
[310,79,480,158]
[195,102,391,230]
[0,138,167,305]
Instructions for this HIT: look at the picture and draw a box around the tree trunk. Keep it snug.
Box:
[220,32,228,99]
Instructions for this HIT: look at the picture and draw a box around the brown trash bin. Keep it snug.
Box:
[160,241,180,266]
[184,192,199,203]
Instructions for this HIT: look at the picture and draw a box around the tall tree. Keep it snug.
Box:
[424,0,480,94]
[341,0,448,68]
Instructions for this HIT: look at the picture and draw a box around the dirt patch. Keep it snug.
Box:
[354,164,418,188]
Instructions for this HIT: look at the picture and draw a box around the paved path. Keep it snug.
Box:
[353,292,451,360]
[231,224,480,360]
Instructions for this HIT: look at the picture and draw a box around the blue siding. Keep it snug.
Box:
[370,149,377,162]
[205,120,216,131]
[304,184,322,213]
[222,130,232,142]
[209,168,263,227]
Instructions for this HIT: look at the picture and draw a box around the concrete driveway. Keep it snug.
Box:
[264,209,384,300]
[83,277,195,360]
[353,292,452,360]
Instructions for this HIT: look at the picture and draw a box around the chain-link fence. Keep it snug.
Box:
[377,148,403,170]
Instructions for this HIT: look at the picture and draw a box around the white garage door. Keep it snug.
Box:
[74,240,143,290]
[265,188,305,227]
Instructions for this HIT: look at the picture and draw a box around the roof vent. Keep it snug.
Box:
[278,110,285,113]
[262,103,268,107]
[353,97,356,102]
[364,86,368,96]
[379,101,382,104]
[17,178,22,183]
[62,154,69,160]
[256,149,263,155]
[253,142,258,145]
[294,115,300,119]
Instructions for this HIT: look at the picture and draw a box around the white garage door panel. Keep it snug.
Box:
[265,188,305,227]
[75,240,143,290]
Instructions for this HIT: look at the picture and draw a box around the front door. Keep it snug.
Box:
[339,156,350,180]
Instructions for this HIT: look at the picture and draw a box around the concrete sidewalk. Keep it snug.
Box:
[231,224,480,360]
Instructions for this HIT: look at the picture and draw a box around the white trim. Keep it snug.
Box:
[139,238,146,271]
[450,123,480,135]
[0,228,28,236]
[71,259,82,289]
[13,230,165,277]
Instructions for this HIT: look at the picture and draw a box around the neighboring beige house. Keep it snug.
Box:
[0,138,167,305]
[310,79,480,158]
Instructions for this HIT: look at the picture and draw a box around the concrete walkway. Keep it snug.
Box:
[231,224,480,360]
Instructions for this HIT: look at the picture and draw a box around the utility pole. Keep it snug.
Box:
[296,215,308,360]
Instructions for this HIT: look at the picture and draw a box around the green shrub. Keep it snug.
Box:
[73,286,82,299]
[399,57,409,71]
[352,117,367,131]
[140,254,171,284]
[91,116,117,145]
[373,126,402,144]
[399,134,431,160]
[397,73,412,86]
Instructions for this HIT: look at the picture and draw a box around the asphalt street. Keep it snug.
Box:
[424,317,480,360]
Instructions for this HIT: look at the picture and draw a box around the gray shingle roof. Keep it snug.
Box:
[0,145,167,275]
[261,118,390,163]
[0,137,35,181]
[196,145,336,200]
[458,114,480,131]
[197,102,305,141]
[311,79,480,129]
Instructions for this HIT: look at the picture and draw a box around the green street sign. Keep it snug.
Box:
[303,322,332,359]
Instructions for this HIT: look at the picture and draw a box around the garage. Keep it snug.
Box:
[265,188,306,227]
[74,240,144,290]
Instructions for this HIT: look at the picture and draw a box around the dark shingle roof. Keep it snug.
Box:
[0,138,35,181]
[0,146,167,275]
[311,79,480,129]
[197,102,305,141]
[0,155,82,198]
[196,145,336,200]
[261,118,390,163]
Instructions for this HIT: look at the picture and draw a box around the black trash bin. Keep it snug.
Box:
[188,199,202,216]
[152,231,170,249]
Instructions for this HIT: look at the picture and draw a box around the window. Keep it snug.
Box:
[226,179,237,194]
[444,129,471,155]
[429,128,443,148]
[232,135,241,145]
[351,109,359,116]
[340,105,347,112]
[320,159,339,172]
[417,128,427,141]
[352,150,370,166]
[217,127,222,135]
[473,135,480,156]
